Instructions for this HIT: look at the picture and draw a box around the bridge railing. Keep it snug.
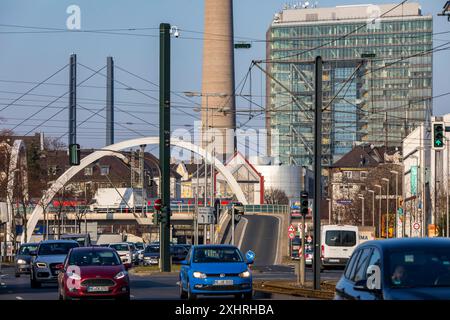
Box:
[243,204,289,214]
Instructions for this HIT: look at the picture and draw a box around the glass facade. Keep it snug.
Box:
[267,15,433,166]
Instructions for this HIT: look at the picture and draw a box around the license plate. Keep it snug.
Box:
[329,259,340,263]
[214,279,233,286]
[87,286,109,292]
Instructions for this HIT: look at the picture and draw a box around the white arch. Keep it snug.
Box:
[6,140,28,242]
[23,137,247,243]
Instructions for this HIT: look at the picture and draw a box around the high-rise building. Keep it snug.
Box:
[266,3,432,167]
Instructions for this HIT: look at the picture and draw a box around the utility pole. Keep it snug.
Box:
[69,53,77,147]
[159,23,171,272]
[231,203,235,246]
[313,56,322,291]
[106,56,114,146]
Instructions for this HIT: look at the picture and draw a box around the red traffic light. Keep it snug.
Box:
[154,198,162,211]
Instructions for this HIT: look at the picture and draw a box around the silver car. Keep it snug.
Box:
[15,243,39,277]
[30,240,79,288]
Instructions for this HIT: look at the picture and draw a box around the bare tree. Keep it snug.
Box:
[264,188,289,205]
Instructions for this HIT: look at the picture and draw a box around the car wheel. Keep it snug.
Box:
[187,281,197,300]
[30,278,41,288]
[179,279,188,299]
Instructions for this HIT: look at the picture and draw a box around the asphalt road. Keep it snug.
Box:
[0,266,342,300]
[238,215,280,266]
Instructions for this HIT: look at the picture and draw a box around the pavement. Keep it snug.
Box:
[0,264,343,300]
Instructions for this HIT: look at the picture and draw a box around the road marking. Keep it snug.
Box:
[237,217,248,250]
[130,294,135,298]
[16,296,23,300]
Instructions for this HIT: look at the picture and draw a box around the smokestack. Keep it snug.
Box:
[201,0,236,162]
[106,56,114,146]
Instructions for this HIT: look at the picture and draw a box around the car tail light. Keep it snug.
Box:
[321,245,324,258]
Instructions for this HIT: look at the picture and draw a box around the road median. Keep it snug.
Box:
[253,280,336,300]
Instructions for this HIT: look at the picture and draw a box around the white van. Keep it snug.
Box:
[321,225,359,268]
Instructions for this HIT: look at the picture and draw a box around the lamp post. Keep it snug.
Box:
[390,170,399,237]
[374,184,382,238]
[382,178,390,238]
[358,194,365,226]
[368,190,375,228]
[326,198,331,224]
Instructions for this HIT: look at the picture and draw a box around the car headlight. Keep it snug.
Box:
[239,270,251,278]
[114,271,128,280]
[17,259,26,264]
[36,262,47,268]
[67,272,81,280]
[193,272,207,279]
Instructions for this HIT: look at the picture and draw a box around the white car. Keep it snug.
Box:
[109,242,133,266]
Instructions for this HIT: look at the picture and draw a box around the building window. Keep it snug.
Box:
[84,167,93,176]
[100,165,110,176]
[343,171,352,179]
[360,171,367,179]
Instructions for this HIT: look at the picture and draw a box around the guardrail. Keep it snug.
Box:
[244,205,289,214]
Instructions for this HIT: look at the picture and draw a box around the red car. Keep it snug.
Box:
[58,247,130,300]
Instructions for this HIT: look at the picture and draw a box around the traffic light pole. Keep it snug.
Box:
[159,23,171,272]
[313,56,322,291]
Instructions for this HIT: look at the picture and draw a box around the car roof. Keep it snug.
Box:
[109,242,130,245]
[70,246,115,252]
[39,240,79,244]
[358,238,450,251]
[21,242,38,246]
[192,244,238,249]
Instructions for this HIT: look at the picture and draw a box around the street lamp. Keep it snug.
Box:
[368,190,375,228]
[390,170,400,237]
[358,194,365,226]
[374,184,382,238]
[382,178,390,238]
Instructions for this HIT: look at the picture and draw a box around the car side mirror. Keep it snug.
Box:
[180,260,189,265]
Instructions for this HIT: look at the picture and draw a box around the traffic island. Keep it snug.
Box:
[129,265,181,275]
[253,280,336,300]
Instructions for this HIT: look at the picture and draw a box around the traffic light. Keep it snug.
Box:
[300,191,309,216]
[432,122,445,150]
[69,143,80,165]
[152,212,161,225]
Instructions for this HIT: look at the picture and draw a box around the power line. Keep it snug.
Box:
[0,63,68,113]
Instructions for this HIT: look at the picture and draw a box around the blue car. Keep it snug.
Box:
[179,245,254,300]
[335,238,450,300]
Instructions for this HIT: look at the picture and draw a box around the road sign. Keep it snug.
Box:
[288,232,295,240]
[154,198,162,211]
[413,222,420,230]
[288,224,295,232]
[198,207,215,225]
[298,247,303,255]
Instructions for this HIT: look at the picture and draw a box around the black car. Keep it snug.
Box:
[335,238,450,300]
[142,244,190,265]
[14,243,39,277]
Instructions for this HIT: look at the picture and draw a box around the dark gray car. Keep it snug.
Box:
[14,243,39,277]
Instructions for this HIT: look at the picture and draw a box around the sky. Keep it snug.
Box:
[0,0,448,150]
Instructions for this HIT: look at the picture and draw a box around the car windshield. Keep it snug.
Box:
[193,247,244,263]
[38,242,78,255]
[325,230,356,247]
[18,244,38,255]
[68,250,121,266]
[145,246,159,253]
[109,244,129,251]
[135,243,144,250]
[387,248,450,288]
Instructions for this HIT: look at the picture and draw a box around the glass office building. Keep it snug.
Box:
[266,3,432,166]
